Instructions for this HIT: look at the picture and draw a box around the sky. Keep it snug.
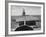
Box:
[11,5,41,16]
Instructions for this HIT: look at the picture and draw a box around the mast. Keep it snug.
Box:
[22,8,26,25]
[22,8,25,16]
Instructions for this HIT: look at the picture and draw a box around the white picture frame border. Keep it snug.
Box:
[8,3,43,35]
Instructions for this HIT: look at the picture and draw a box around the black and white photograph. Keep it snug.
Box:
[5,1,45,36]
[11,5,41,31]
